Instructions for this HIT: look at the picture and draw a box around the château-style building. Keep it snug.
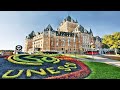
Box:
[25,16,102,54]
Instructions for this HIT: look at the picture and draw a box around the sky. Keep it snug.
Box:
[0,11,120,50]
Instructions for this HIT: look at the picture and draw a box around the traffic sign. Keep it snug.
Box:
[16,45,22,51]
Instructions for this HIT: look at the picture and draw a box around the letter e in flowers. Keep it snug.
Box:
[46,67,61,74]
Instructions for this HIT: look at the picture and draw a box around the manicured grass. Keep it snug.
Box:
[82,61,120,79]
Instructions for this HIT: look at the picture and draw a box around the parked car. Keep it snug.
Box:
[106,51,115,54]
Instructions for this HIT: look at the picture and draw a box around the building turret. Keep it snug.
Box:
[90,29,93,36]
[44,24,53,31]
[58,16,78,32]
[66,15,72,22]
[76,19,78,23]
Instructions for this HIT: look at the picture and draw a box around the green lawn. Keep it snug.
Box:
[82,61,120,79]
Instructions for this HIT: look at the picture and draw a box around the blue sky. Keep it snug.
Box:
[0,11,120,50]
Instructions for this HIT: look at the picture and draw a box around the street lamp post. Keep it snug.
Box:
[74,33,76,57]
[74,33,77,57]
[91,43,94,59]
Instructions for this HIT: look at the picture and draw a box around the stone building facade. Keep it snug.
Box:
[25,16,102,54]
[94,36,102,50]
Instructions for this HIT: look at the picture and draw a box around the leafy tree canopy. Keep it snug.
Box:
[102,32,120,49]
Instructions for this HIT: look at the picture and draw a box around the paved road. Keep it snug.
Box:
[79,55,120,68]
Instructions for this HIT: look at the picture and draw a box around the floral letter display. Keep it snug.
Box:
[2,54,91,79]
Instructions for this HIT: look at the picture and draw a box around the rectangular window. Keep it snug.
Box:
[68,39,70,46]
[74,36,76,42]
[63,39,65,46]
[56,42,58,46]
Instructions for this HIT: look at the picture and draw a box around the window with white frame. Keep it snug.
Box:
[56,39,59,46]
[74,35,76,42]
[56,42,58,46]
[68,38,70,46]
[51,41,53,46]
[63,39,65,46]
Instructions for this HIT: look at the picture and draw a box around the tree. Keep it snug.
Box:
[101,43,109,49]
[102,32,120,55]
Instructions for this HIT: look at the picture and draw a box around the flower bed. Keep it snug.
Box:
[3,54,91,79]
[8,54,60,66]
[46,56,91,79]
[0,55,10,58]
[55,55,75,61]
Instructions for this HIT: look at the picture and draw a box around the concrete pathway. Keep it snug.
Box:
[78,55,120,68]
[103,54,120,57]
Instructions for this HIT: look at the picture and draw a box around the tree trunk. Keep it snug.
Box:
[115,48,118,55]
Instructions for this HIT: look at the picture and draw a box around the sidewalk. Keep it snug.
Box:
[103,54,120,57]
[79,55,120,68]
